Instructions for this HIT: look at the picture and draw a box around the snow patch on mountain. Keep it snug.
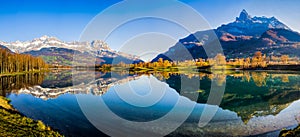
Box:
[0,35,111,53]
[0,35,140,61]
[217,9,290,37]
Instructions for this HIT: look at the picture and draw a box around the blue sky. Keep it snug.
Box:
[0,0,300,50]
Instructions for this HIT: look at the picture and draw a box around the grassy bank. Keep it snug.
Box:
[0,96,62,137]
[0,70,49,77]
[280,125,300,137]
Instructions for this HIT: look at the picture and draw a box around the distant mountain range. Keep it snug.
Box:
[0,36,142,66]
[153,9,300,62]
[1,10,300,65]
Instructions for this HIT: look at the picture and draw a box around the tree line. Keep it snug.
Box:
[0,48,48,74]
[98,51,299,71]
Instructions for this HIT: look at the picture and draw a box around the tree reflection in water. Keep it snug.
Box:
[0,73,45,96]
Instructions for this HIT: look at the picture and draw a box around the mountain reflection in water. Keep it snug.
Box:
[2,70,300,136]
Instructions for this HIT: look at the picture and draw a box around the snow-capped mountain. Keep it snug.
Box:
[0,36,142,65]
[152,9,300,61]
[0,35,111,53]
[217,9,290,38]
[0,44,13,53]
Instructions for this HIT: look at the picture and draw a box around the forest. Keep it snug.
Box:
[0,48,48,74]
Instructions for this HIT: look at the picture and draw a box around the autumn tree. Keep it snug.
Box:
[244,57,251,68]
[252,51,267,68]
[214,54,226,65]
[163,60,171,68]
[0,49,48,74]
[280,55,289,64]
[158,58,164,67]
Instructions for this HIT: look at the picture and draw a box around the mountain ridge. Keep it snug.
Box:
[0,36,142,66]
[152,9,300,62]
[217,9,290,38]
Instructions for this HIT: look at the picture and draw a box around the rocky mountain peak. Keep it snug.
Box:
[152,9,300,62]
[216,9,290,37]
[40,35,51,40]
[237,9,252,22]
[34,35,61,42]
[91,40,110,50]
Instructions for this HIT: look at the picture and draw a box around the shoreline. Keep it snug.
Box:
[0,70,49,77]
[36,64,300,72]
[0,96,62,136]
[106,64,300,73]
[280,125,300,137]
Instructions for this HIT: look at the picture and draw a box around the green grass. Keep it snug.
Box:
[0,70,49,77]
[41,55,72,66]
[280,125,300,137]
[0,96,62,137]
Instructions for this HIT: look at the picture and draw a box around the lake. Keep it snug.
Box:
[1,70,300,137]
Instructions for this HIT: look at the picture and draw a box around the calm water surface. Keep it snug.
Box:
[1,70,300,137]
